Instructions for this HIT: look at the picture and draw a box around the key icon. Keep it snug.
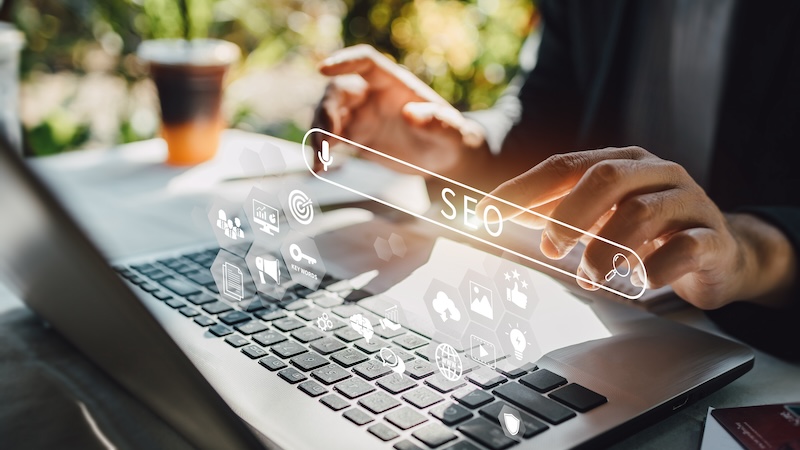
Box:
[289,243,317,265]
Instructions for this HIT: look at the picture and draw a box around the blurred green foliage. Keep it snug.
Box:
[13,0,534,155]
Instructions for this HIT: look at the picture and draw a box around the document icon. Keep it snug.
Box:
[223,262,244,301]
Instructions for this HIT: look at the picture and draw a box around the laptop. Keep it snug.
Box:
[0,135,754,450]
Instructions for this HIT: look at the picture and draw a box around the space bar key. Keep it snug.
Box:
[494,383,576,425]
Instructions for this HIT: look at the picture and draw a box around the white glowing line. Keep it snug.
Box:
[302,128,647,300]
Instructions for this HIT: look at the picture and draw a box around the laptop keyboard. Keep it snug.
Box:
[115,248,608,449]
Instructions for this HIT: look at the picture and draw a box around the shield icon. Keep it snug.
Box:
[503,413,521,436]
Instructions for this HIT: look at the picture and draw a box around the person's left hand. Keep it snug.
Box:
[477,146,796,309]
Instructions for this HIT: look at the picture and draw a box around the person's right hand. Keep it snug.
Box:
[312,45,485,175]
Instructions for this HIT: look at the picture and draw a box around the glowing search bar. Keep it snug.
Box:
[301,128,647,300]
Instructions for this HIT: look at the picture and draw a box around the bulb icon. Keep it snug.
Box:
[509,328,526,360]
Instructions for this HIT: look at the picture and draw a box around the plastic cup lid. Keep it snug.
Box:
[137,39,240,66]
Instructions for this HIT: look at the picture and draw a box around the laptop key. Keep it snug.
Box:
[494,383,576,425]
[368,423,400,442]
[412,423,458,448]
[255,309,287,322]
[252,330,287,347]
[235,320,268,335]
[375,346,415,362]
[320,393,350,411]
[331,348,369,367]
[291,327,324,343]
[354,337,388,354]
[209,324,233,337]
[441,442,480,450]
[139,283,160,293]
[377,374,418,394]
[184,270,215,287]
[258,356,287,371]
[549,383,607,412]
[430,402,473,426]
[402,386,444,409]
[152,290,173,301]
[186,292,216,305]
[335,377,376,399]
[406,359,435,380]
[165,299,184,309]
[519,369,567,393]
[242,345,268,359]
[145,270,171,282]
[225,334,249,348]
[193,316,215,327]
[374,325,406,339]
[425,374,467,393]
[359,391,402,414]
[394,440,425,450]
[295,307,324,321]
[466,368,507,390]
[334,327,363,343]
[202,301,233,315]
[385,406,428,430]
[278,367,307,384]
[271,341,308,359]
[160,277,201,296]
[272,317,304,332]
[219,310,251,326]
[298,380,328,398]
[311,291,343,308]
[393,334,428,350]
[479,401,548,439]
[343,408,374,426]
[457,417,517,450]
[496,363,537,379]
[309,337,346,355]
[311,363,352,385]
[290,352,329,371]
[353,360,393,380]
[454,388,494,409]
[179,307,200,317]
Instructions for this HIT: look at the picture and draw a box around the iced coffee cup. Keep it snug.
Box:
[138,39,240,165]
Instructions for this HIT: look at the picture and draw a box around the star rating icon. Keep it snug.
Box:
[512,269,520,280]
[521,280,528,289]
[504,272,511,281]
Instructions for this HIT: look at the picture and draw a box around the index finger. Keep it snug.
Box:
[477,147,650,222]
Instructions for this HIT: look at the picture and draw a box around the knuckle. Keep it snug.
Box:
[621,196,657,223]
[624,145,650,158]
[545,153,584,178]
[586,161,624,188]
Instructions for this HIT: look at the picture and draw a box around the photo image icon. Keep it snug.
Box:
[469,281,494,320]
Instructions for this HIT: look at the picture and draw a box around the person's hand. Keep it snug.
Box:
[312,44,485,174]
[477,146,796,309]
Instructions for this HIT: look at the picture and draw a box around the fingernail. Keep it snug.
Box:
[576,266,598,290]
[541,231,562,259]
[630,270,642,287]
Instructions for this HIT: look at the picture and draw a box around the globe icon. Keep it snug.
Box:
[435,343,463,381]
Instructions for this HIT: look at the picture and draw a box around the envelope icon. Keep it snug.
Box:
[503,413,520,436]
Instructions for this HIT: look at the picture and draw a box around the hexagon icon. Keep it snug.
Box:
[459,270,505,331]
[210,250,256,302]
[238,140,287,187]
[280,232,326,290]
[207,197,252,257]
[245,242,289,301]
[278,183,321,234]
[492,259,540,321]
[375,233,408,261]
[424,279,469,341]
[496,312,542,372]
[243,186,285,248]
[462,322,505,370]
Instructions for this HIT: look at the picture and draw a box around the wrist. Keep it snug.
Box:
[727,213,797,308]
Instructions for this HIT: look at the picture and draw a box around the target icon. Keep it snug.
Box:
[288,189,314,225]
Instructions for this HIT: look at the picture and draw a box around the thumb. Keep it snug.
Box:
[402,102,465,130]
[513,282,519,292]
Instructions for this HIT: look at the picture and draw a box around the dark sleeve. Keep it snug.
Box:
[465,0,584,171]
[705,206,800,361]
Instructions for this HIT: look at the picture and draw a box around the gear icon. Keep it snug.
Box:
[317,312,333,332]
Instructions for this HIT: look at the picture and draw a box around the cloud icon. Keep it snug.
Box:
[432,291,461,322]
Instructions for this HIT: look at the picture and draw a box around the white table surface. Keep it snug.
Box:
[2,131,798,449]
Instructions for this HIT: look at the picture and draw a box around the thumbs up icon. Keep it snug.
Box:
[506,282,528,309]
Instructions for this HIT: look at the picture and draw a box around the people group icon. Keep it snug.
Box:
[217,209,245,240]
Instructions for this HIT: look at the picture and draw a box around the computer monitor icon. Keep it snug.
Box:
[253,199,279,236]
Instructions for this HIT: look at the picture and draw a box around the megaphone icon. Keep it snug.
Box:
[255,256,280,284]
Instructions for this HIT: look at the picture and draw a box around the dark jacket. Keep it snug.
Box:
[472,0,800,359]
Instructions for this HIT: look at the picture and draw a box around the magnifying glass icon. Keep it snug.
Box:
[605,253,631,282]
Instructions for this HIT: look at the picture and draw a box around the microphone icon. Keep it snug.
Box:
[318,140,333,171]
